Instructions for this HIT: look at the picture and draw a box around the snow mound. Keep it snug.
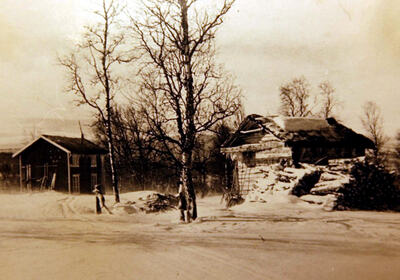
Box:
[300,194,336,205]
[112,202,139,215]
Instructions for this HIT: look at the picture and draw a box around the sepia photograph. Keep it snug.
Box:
[1,0,400,279]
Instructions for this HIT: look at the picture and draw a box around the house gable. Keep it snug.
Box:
[13,135,107,158]
[13,136,70,158]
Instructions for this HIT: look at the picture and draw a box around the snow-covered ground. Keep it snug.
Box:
[1,191,400,280]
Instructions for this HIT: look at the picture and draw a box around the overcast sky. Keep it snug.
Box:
[1,0,399,147]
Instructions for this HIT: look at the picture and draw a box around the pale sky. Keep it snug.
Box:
[1,0,399,148]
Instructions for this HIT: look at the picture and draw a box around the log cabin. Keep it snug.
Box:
[221,115,374,194]
[12,135,107,193]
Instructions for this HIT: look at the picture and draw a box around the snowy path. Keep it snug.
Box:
[0,192,400,279]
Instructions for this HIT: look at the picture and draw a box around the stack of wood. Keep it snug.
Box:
[310,171,350,195]
[309,158,363,195]
[327,157,364,172]
[246,164,317,203]
[244,160,359,205]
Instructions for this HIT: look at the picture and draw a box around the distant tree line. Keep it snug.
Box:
[92,105,243,196]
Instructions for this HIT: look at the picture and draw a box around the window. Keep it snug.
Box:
[71,155,80,167]
[91,173,97,188]
[90,155,97,167]
[243,151,256,167]
[72,174,80,193]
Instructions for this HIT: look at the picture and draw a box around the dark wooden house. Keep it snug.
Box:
[13,135,107,193]
[221,115,374,192]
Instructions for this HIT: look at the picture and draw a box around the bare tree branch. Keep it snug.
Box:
[318,81,340,118]
[361,101,389,165]
[59,0,134,203]
[279,76,313,117]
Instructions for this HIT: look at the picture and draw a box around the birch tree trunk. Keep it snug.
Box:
[106,105,120,203]
[180,0,197,221]
[59,0,133,203]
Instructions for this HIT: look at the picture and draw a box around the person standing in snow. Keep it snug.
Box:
[93,184,112,214]
[178,181,188,222]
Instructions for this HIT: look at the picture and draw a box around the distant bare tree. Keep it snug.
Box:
[59,0,133,202]
[131,0,241,221]
[28,126,41,141]
[318,81,340,118]
[279,77,313,117]
[361,101,388,164]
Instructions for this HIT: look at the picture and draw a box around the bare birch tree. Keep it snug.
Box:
[361,101,388,164]
[318,81,340,118]
[59,0,133,202]
[279,77,313,117]
[131,0,241,222]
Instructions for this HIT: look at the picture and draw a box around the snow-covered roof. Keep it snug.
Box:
[222,114,375,151]
[272,116,330,132]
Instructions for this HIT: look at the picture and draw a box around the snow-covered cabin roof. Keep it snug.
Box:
[222,114,375,151]
[272,116,330,132]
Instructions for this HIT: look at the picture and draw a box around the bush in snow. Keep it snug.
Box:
[222,184,244,208]
[335,161,400,211]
